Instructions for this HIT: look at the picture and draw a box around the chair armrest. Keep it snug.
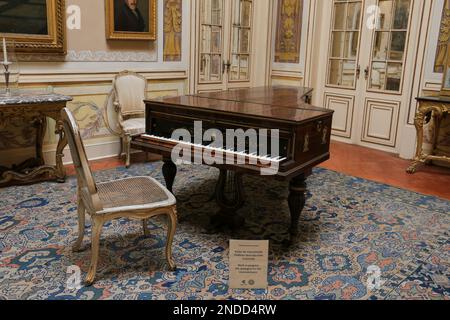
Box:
[113,101,121,113]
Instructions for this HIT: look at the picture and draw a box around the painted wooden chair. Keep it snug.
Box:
[104,70,147,168]
[61,108,177,285]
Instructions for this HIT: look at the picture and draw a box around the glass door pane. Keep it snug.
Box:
[229,0,253,81]
[327,0,363,88]
[368,0,411,92]
[199,0,224,82]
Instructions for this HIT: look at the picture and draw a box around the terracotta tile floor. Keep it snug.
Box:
[67,142,450,200]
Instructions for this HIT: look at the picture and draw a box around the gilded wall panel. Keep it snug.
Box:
[274,0,303,64]
[164,0,182,62]
[434,0,450,73]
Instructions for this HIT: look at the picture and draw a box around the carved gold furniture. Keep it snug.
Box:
[61,108,177,285]
[105,70,147,168]
[0,93,72,187]
[407,96,450,174]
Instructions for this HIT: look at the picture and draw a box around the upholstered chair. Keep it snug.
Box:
[105,70,147,168]
[61,108,177,285]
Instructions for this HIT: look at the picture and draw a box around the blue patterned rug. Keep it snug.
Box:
[0,162,449,300]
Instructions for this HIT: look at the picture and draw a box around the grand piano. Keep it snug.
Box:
[132,86,334,244]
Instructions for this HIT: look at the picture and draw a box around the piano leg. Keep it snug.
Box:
[162,158,177,193]
[286,174,307,246]
[208,169,245,232]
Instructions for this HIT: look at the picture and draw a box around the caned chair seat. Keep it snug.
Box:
[61,107,177,286]
[97,177,176,213]
[121,117,145,137]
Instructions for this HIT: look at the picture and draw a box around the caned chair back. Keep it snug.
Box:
[61,108,102,213]
[113,70,147,116]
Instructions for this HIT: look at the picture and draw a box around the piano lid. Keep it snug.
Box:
[146,94,333,124]
[192,86,321,111]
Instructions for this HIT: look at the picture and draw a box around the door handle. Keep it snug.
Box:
[356,65,361,79]
[223,60,231,74]
[364,67,370,80]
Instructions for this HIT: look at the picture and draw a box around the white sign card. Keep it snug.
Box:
[229,240,269,289]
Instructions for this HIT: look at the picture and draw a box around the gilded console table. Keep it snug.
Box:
[0,94,73,186]
[407,96,450,174]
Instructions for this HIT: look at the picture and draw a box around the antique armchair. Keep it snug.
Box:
[61,108,177,285]
[105,70,147,168]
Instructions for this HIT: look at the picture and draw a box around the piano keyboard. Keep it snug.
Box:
[141,134,287,165]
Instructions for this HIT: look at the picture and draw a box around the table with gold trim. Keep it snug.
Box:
[407,96,450,174]
[0,93,73,187]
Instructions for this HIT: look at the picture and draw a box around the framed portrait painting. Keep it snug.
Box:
[106,0,157,40]
[0,0,66,54]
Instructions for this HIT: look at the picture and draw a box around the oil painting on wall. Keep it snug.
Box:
[106,0,157,40]
[0,0,65,54]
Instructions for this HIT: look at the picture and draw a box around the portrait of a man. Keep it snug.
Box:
[114,0,147,32]
[106,0,156,40]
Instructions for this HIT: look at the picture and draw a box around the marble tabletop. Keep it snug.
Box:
[0,93,73,106]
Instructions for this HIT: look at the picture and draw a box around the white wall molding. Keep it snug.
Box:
[271,70,304,80]
[43,139,122,166]
[18,70,188,84]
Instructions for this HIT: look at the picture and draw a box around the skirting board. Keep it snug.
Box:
[43,139,123,166]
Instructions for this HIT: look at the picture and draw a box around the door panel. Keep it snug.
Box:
[361,99,400,146]
[324,93,355,138]
[367,0,412,93]
[229,0,253,82]
[195,0,254,92]
[199,0,225,84]
[319,0,420,152]
[326,0,364,89]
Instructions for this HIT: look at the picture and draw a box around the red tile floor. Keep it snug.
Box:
[67,141,450,200]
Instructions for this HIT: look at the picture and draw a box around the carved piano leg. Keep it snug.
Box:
[286,174,307,246]
[208,169,245,232]
[162,158,177,193]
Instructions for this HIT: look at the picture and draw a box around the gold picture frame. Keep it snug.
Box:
[0,0,66,55]
[106,0,157,41]
[440,43,450,96]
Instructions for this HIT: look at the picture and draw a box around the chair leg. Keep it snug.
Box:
[125,135,132,168]
[73,199,86,252]
[142,219,150,237]
[85,217,104,286]
[165,208,177,271]
[118,137,123,159]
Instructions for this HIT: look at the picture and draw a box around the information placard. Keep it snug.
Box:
[229,240,269,289]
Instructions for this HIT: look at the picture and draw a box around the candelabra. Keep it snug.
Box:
[2,61,12,96]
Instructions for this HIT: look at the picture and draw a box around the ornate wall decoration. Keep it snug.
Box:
[434,0,450,73]
[163,0,182,62]
[68,101,104,139]
[17,50,158,62]
[274,0,303,64]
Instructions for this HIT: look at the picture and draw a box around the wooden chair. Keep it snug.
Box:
[104,70,147,168]
[61,108,177,285]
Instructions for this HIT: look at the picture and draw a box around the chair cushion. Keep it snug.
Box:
[97,177,176,213]
[115,74,146,116]
[122,118,145,136]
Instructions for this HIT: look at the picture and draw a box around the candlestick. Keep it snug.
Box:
[2,38,8,65]
[2,63,11,96]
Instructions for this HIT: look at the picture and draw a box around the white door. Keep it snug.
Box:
[319,0,421,153]
[193,0,255,93]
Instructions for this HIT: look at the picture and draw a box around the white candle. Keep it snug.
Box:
[2,38,8,64]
